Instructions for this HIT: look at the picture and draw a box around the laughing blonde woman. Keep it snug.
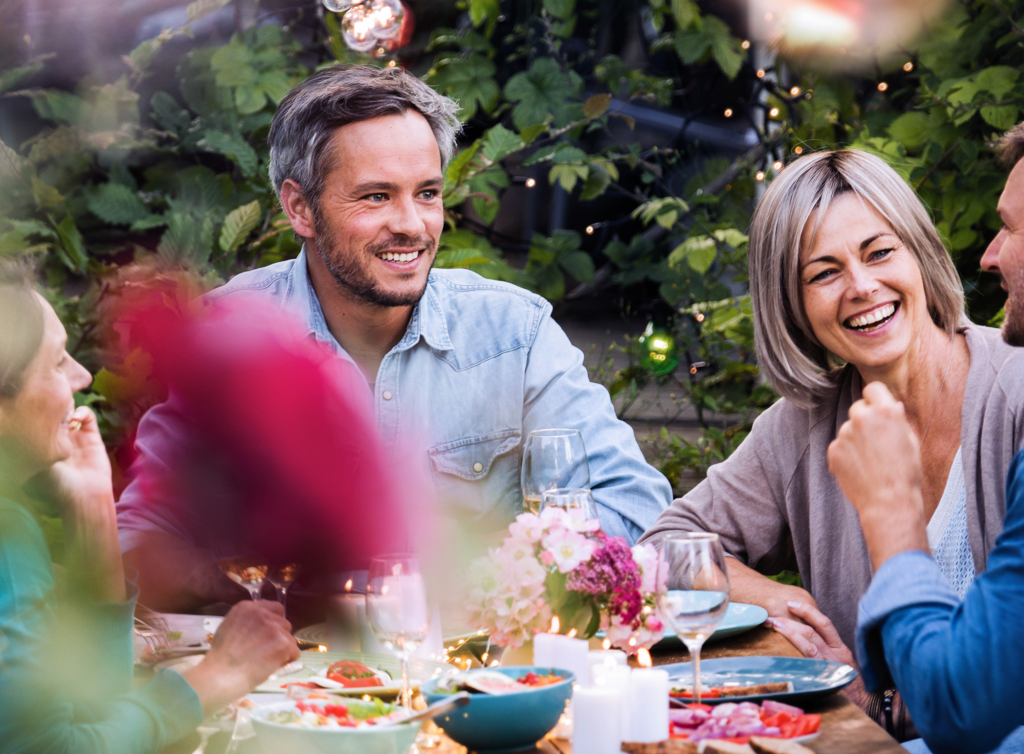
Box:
[640,149,1024,738]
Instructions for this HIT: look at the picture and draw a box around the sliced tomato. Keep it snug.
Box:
[326,660,384,688]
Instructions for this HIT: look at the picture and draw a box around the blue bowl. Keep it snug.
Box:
[421,666,574,753]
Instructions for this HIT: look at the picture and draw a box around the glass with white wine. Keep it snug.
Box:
[656,533,731,704]
[540,487,599,521]
[365,555,431,711]
[521,428,591,514]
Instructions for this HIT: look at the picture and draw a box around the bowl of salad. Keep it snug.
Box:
[250,697,419,754]
[421,666,574,753]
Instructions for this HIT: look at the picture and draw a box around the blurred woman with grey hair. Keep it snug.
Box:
[641,149,1024,736]
[0,258,300,752]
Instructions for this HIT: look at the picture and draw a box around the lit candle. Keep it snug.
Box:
[533,633,590,684]
[573,685,621,754]
[588,649,628,680]
[626,669,669,743]
[592,659,631,738]
[326,593,364,652]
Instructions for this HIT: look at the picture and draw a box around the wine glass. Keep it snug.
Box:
[521,429,591,514]
[366,555,432,711]
[540,487,599,521]
[218,557,268,601]
[267,563,302,614]
[656,533,731,704]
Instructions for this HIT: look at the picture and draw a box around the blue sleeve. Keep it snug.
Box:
[0,505,204,753]
[855,450,1024,754]
[523,312,672,544]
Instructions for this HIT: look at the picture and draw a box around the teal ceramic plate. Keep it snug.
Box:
[596,602,769,648]
[661,656,858,705]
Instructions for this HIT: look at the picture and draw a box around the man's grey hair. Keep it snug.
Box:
[995,122,1024,168]
[748,149,965,408]
[268,65,462,210]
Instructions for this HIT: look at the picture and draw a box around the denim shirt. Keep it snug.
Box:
[856,450,1024,754]
[116,251,671,549]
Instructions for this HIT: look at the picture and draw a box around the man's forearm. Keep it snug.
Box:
[124,531,245,611]
[725,558,817,617]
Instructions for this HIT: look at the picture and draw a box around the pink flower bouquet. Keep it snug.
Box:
[465,507,665,653]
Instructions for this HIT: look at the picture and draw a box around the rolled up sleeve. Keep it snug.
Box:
[855,451,1024,754]
[523,313,671,543]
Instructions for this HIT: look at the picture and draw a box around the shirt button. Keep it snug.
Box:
[382,391,392,400]
[473,462,484,473]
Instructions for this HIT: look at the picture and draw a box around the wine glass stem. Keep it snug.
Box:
[276,585,288,613]
[250,585,262,601]
[684,639,704,704]
[399,652,412,711]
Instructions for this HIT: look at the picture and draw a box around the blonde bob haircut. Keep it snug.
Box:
[749,149,965,408]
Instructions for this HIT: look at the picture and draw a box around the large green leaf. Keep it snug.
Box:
[88,183,149,225]
[888,112,931,150]
[504,57,576,129]
[427,55,500,122]
[976,66,1018,100]
[704,16,746,80]
[481,125,523,163]
[198,129,259,177]
[55,216,88,273]
[543,0,575,20]
[981,104,1018,131]
[219,200,261,253]
[559,250,595,282]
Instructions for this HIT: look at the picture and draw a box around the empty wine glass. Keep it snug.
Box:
[540,487,599,521]
[656,533,730,704]
[366,555,431,711]
[218,557,268,601]
[267,563,302,614]
[522,429,591,514]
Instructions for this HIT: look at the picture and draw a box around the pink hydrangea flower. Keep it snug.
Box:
[543,527,597,573]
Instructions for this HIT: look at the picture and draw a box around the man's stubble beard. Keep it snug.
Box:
[312,209,436,309]
[1003,272,1024,347]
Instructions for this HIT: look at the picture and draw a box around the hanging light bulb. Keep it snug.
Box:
[369,0,404,39]
[341,3,378,52]
[322,0,350,12]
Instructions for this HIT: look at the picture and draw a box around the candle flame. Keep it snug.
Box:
[344,578,353,592]
[381,584,389,595]
[637,647,653,667]
[549,616,560,633]
[602,638,611,650]
[392,563,402,577]
[567,628,577,638]
[628,637,637,647]
[318,645,327,652]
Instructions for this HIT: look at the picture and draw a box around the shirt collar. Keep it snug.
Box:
[290,248,453,354]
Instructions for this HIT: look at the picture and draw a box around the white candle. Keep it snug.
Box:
[326,593,364,652]
[626,669,669,743]
[562,636,591,685]
[572,685,621,754]
[592,660,632,739]
[533,633,590,684]
[533,632,561,668]
[588,649,628,680]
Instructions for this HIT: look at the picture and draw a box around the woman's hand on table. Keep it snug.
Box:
[181,601,300,716]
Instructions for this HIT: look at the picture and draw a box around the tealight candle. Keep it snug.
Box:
[572,685,621,754]
[627,668,669,743]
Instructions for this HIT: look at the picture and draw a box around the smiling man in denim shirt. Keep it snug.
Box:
[115,65,671,610]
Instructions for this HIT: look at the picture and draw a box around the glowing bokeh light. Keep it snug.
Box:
[724,108,734,117]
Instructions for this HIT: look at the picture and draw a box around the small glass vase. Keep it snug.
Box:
[498,639,534,667]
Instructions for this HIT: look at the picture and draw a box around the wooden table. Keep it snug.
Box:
[436,627,904,754]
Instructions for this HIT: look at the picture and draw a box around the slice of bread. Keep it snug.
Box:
[748,736,816,754]
[621,740,699,754]
[700,742,755,754]
[716,682,793,698]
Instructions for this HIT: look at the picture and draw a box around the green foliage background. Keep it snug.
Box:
[0,0,1016,496]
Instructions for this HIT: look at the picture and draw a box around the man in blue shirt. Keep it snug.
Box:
[116,65,671,610]
[828,123,1024,753]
